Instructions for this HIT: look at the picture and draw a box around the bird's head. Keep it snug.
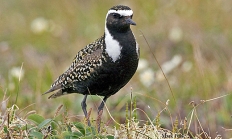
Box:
[105,5,136,33]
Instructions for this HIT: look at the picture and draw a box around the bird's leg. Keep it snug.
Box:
[81,94,91,126]
[81,95,88,118]
[97,96,108,132]
[97,96,108,114]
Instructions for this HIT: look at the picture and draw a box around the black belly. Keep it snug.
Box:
[65,55,138,97]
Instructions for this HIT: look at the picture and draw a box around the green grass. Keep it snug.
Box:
[1,0,232,138]
[0,94,212,138]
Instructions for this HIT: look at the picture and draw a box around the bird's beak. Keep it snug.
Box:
[126,18,136,26]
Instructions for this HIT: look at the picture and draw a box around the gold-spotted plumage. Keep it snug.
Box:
[48,36,106,93]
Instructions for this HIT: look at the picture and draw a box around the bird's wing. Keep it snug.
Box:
[43,37,105,96]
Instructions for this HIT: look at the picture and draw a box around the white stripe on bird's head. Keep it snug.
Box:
[107,9,133,17]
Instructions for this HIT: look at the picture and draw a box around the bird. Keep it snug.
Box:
[44,5,139,126]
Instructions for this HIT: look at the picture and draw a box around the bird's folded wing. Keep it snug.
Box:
[43,41,105,95]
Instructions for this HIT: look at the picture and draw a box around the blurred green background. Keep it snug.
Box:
[1,0,232,138]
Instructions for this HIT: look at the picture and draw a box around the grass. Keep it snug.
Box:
[1,0,232,138]
[1,89,227,138]
[1,92,221,138]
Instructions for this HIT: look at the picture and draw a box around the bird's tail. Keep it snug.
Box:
[43,84,66,99]
[48,90,67,99]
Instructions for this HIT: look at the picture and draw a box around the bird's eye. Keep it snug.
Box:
[112,13,121,18]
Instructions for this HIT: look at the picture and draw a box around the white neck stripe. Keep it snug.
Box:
[105,27,121,62]
[107,9,133,16]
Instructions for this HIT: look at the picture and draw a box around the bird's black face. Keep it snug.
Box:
[106,13,136,32]
[105,6,136,33]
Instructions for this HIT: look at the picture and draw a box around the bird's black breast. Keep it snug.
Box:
[67,30,139,97]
